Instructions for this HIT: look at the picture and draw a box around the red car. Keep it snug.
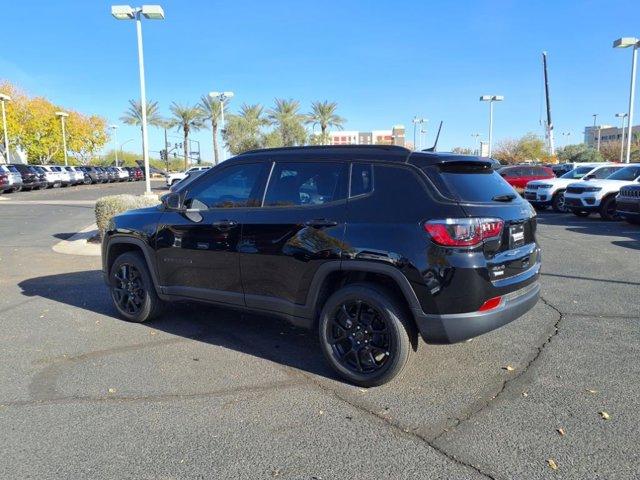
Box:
[498,165,555,192]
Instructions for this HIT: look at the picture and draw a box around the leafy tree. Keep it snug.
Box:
[0,81,107,164]
[168,102,205,170]
[267,98,307,147]
[494,133,547,164]
[223,104,269,155]
[451,147,473,155]
[199,94,225,165]
[306,101,345,144]
[558,143,604,163]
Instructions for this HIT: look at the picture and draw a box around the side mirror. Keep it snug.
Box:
[161,192,182,210]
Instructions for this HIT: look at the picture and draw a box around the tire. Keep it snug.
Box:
[599,195,619,221]
[318,282,415,387]
[572,209,590,217]
[109,251,164,323]
[552,191,568,213]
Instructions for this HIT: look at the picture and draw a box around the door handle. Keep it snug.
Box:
[304,218,339,228]
[212,219,238,230]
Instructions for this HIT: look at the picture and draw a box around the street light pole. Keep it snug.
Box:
[411,116,426,151]
[0,93,10,164]
[615,113,628,163]
[110,125,119,166]
[209,91,234,161]
[112,4,165,194]
[480,95,504,157]
[471,133,481,155]
[614,37,640,163]
[55,111,69,166]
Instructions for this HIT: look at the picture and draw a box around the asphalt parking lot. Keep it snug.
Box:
[0,181,639,479]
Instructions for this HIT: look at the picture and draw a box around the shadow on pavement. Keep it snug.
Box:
[536,211,640,250]
[18,270,336,381]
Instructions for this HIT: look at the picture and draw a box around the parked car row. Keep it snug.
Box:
[0,164,145,193]
[520,163,640,224]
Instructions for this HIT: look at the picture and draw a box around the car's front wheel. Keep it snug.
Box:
[552,191,568,213]
[318,283,414,387]
[599,195,619,221]
[109,251,164,323]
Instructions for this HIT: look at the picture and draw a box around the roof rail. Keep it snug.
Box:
[242,144,412,155]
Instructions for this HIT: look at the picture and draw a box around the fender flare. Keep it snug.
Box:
[104,236,161,290]
[303,260,424,318]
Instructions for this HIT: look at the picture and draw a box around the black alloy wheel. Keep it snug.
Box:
[319,283,414,387]
[328,300,391,374]
[112,263,145,316]
[552,191,568,213]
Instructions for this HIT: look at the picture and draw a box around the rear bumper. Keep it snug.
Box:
[415,282,540,343]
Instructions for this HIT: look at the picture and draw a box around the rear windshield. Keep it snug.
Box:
[417,161,517,202]
[606,165,640,181]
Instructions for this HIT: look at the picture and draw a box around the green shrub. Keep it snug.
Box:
[95,194,160,235]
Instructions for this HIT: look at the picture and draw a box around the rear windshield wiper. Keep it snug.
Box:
[492,194,517,202]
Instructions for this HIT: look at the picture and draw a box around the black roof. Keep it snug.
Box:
[229,145,495,167]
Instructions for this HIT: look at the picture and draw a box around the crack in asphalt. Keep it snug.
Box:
[1,380,304,408]
[428,295,564,443]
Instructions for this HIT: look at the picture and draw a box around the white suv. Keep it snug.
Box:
[166,166,211,187]
[564,164,640,220]
[525,163,624,212]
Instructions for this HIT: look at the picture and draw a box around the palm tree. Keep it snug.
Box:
[120,99,165,157]
[168,102,205,170]
[306,101,345,145]
[224,104,269,155]
[267,98,307,146]
[199,94,225,165]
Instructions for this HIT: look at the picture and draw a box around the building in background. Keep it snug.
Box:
[328,125,406,147]
[584,124,640,148]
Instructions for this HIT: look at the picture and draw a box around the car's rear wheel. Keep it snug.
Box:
[318,283,414,387]
[599,195,619,221]
[572,209,590,217]
[109,251,164,323]
[552,191,568,213]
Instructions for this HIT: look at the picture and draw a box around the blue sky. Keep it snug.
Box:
[1,0,639,160]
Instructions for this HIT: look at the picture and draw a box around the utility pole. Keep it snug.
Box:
[542,52,555,155]
[592,114,601,151]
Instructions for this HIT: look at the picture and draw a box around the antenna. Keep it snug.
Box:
[423,121,443,152]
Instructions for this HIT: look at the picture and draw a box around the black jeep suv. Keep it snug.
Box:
[102,145,540,386]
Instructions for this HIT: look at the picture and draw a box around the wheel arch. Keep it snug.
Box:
[105,236,160,290]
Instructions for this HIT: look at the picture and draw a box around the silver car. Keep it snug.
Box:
[0,164,24,192]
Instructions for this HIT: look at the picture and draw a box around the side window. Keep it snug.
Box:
[593,167,614,179]
[185,163,266,209]
[264,162,347,207]
[350,163,374,197]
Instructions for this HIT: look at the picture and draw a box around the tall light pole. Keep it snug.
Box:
[109,124,119,166]
[592,113,602,151]
[471,133,481,155]
[112,4,165,194]
[411,116,426,151]
[0,93,10,164]
[479,95,504,157]
[55,111,69,166]
[208,91,234,161]
[561,131,571,146]
[615,112,628,163]
[614,37,639,163]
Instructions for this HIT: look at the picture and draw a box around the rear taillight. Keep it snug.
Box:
[424,218,504,247]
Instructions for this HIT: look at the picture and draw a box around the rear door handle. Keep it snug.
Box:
[304,218,338,228]
[212,219,238,230]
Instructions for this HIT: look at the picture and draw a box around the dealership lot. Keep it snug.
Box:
[0,182,638,479]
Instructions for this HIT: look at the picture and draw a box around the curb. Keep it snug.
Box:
[52,223,101,257]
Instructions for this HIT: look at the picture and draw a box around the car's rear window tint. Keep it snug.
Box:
[418,162,516,202]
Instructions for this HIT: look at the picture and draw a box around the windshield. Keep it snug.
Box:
[606,166,640,181]
[560,167,591,179]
